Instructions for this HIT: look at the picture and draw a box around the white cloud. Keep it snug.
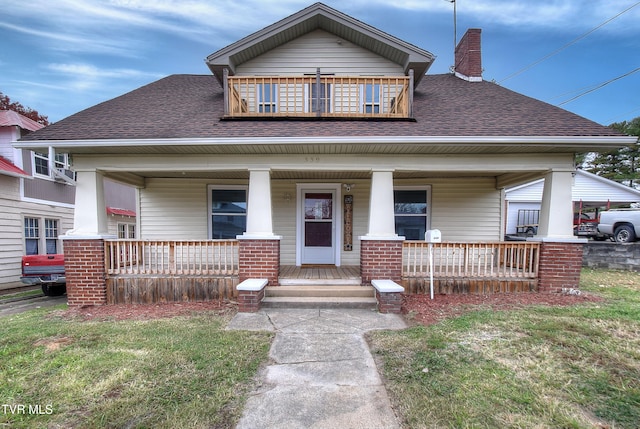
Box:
[45,63,164,91]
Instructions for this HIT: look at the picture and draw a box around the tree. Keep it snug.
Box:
[579,116,640,189]
[0,91,50,126]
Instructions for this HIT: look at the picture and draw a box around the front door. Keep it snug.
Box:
[299,188,337,265]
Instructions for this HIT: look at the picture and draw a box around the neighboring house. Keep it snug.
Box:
[0,111,136,289]
[15,3,637,310]
[0,110,74,288]
[505,170,640,237]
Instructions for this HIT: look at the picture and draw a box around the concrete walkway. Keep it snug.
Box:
[227,308,407,429]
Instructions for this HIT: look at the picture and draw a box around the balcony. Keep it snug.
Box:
[224,74,412,119]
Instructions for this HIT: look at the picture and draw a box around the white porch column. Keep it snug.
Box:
[537,170,575,239]
[242,168,277,238]
[67,170,109,237]
[365,170,401,238]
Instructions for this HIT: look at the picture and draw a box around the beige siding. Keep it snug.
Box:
[138,177,501,266]
[0,175,74,287]
[428,178,501,242]
[236,29,404,77]
[139,178,215,239]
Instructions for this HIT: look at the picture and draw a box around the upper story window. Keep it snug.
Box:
[394,187,430,240]
[32,151,70,179]
[257,83,277,113]
[363,84,381,114]
[309,82,332,113]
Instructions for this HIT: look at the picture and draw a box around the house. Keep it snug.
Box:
[0,110,136,289]
[15,3,636,311]
[505,170,640,238]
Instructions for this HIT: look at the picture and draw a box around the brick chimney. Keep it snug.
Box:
[454,28,482,82]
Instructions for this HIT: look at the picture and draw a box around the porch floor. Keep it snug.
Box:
[279,265,361,282]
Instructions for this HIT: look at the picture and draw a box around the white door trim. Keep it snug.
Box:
[296,183,342,266]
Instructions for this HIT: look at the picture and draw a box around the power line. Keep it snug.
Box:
[498,1,640,84]
[557,67,640,106]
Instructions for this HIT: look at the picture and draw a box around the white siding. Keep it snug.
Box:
[0,175,73,288]
[505,202,540,235]
[235,29,404,77]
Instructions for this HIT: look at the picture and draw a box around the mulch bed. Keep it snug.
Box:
[402,292,604,326]
[56,292,603,324]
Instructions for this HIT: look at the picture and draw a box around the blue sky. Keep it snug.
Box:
[2,0,639,125]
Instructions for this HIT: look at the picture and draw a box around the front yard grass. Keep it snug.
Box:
[368,268,640,428]
[0,307,273,428]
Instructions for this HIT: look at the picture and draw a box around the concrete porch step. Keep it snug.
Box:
[263,285,377,309]
[278,278,361,286]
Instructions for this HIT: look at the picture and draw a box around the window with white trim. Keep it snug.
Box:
[118,223,136,239]
[394,187,431,240]
[362,83,381,114]
[24,217,39,255]
[208,187,247,239]
[32,151,70,178]
[24,217,60,254]
[257,83,277,113]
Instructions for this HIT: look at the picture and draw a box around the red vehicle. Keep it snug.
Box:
[20,254,66,296]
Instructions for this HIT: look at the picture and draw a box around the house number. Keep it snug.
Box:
[304,156,320,162]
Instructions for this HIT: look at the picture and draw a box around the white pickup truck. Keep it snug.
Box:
[597,209,640,243]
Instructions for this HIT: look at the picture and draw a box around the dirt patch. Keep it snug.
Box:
[402,292,604,326]
[57,300,237,321]
[34,336,75,352]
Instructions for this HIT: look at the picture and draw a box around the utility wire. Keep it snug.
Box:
[557,67,640,105]
[498,1,640,84]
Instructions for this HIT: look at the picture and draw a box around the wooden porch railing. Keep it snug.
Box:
[105,240,239,276]
[403,241,540,279]
[224,75,411,118]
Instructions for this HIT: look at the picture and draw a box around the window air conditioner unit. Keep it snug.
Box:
[54,168,76,183]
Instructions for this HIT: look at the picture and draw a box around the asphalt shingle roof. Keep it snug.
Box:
[24,73,622,141]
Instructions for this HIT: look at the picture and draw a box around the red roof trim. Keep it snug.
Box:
[0,156,30,178]
[106,207,136,217]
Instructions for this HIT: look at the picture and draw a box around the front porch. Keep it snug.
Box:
[99,239,555,307]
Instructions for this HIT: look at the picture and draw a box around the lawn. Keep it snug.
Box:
[0,306,273,428]
[368,268,640,428]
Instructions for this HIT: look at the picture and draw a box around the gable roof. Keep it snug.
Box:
[0,155,30,179]
[0,110,44,132]
[205,2,434,86]
[18,73,631,156]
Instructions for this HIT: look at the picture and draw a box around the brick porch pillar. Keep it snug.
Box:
[537,240,585,293]
[238,238,281,285]
[63,237,107,307]
[360,238,404,285]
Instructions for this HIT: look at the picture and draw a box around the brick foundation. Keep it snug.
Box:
[63,238,107,307]
[360,239,403,284]
[538,241,585,293]
[238,239,280,285]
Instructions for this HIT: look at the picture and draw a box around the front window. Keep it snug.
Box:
[394,188,430,240]
[209,187,247,239]
[24,217,39,255]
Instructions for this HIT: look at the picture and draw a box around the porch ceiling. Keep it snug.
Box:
[102,169,546,190]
